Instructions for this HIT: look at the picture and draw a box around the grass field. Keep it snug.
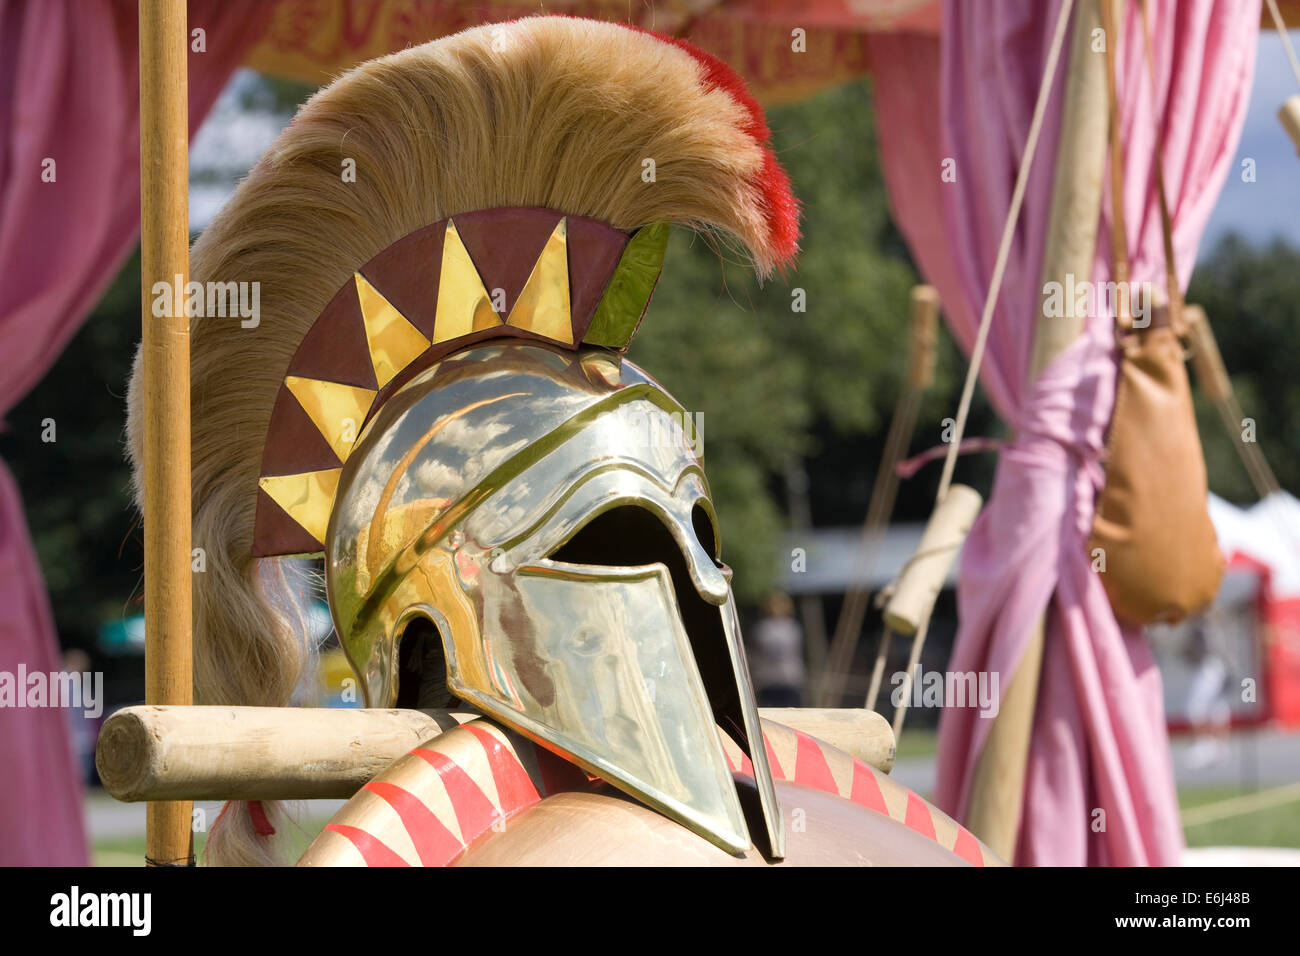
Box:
[1179,785,1300,848]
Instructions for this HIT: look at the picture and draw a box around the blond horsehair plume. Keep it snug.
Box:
[124,15,799,865]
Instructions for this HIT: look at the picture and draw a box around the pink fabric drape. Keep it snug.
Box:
[870,0,1258,864]
[0,0,272,865]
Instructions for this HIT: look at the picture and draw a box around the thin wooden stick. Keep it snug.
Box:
[1265,0,1300,90]
[817,287,937,707]
[139,0,194,867]
[1185,304,1281,499]
[864,627,894,712]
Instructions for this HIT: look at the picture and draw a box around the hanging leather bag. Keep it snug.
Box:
[1086,0,1224,625]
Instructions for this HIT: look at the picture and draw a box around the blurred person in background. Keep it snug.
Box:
[1183,617,1233,769]
[751,592,806,708]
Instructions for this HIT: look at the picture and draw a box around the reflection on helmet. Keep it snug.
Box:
[326,341,784,858]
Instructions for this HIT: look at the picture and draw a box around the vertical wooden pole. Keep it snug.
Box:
[1185,305,1281,499]
[964,0,1109,862]
[1028,0,1110,384]
[816,286,939,708]
[139,0,194,866]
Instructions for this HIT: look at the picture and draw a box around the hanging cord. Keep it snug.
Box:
[1194,1,1287,499]
[1132,4,1274,494]
[1266,0,1300,89]
[1102,0,1130,323]
[891,0,1077,739]
[1138,0,1186,334]
[1185,305,1282,498]
[934,0,1078,504]
[1216,385,1282,497]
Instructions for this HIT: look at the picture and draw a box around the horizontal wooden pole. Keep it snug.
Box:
[97,706,478,802]
[882,484,983,636]
[97,705,896,802]
[760,707,895,773]
[1280,94,1300,157]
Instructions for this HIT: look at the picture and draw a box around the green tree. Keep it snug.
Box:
[1187,233,1300,503]
[632,80,981,601]
[8,76,991,653]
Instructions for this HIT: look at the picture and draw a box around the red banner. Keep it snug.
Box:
[244,0,941,102]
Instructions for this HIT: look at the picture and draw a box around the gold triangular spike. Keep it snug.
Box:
[506,217,573,344]
[434,220,503,344]
[354,273,430,387]
[259,469,343,545]
[285,376,377,464]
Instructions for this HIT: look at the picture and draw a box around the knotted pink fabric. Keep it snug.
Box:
[871,0,1258,864]
[0,0,272,865]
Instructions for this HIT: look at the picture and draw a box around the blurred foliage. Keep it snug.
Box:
[234,75,316,114]
[1187,233,1300,504]
[6,76,981,646]
[631,79,989,601]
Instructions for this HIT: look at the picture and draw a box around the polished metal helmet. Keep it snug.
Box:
[252,209,783,858]
[327,340,780,857]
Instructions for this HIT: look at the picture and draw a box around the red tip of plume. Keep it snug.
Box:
[757,151,800,266]
[620,22,800,268]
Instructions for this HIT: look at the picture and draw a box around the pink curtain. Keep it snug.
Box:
[0,0,273,865]
[870,0,1258,864]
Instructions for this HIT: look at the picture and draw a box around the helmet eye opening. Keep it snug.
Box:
[394,616,458,710]
[547,505,685,568]
[691,502,720,562]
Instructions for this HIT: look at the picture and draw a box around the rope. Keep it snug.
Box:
[1266,0,1300,91]
[934,0,1078,504]
[1215,390,1282,497]
[892,0,1077,740]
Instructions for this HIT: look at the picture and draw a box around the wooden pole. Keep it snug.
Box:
[139,0,194,867]
[883,484,983,739]
[96,706,899,802]
[1185,304,1281,499]
[964,618,1045,855]
[816,286,939,707]
[98,707,480,802]
[964,0,1109,862]
[1027,0,1110,384]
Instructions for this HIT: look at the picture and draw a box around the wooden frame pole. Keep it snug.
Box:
[96,706,898,802]
[816,286,939,708]
[139,0,194,867]
[964,0,1109,862]
[1185,304,1281,499]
